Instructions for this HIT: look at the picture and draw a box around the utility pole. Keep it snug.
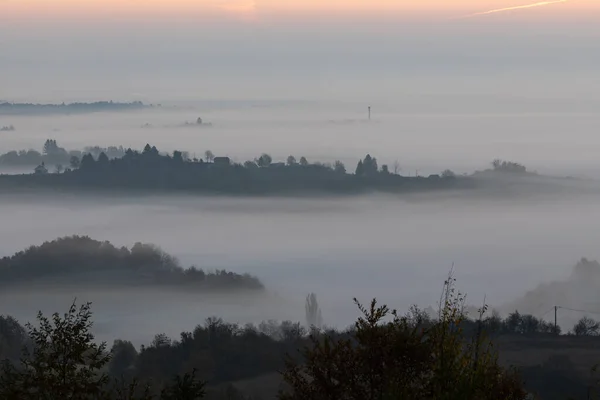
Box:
[368,106,371,121]
[554,306,558,334]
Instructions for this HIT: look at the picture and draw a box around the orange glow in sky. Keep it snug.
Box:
[2,0,597,21]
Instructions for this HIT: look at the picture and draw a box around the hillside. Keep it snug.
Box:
[0,236,263,291]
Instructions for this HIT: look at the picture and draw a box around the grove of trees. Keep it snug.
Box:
[0,144,471,196]
[3,285,600,399]
[0,236,263,291]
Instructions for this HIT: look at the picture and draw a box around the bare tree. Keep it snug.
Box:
[393,160,401,175]
[204,150,215,163]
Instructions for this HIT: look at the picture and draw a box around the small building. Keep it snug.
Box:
[213,156,231,166]
[34,163,48,175]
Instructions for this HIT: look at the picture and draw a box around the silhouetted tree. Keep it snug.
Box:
[381,164,389,174]
[286,156,297,166]
[43,139,58,155]
[97,152,109,166]
[333,160,346,174]
[0,302,111,399]
[80,153,95,170]
[69,155,80,169]
[442,169,456,178]
[0,316,28,362]
[173,151,184,163]
[305,293,323,329]
[204,150,214,163]
[355,160,364,176]
[491,159,526,174]
[280,279,527,400]
[299,157,309,166]
[160,369,205,400]
[505,311,522,333]
[573,317,599,336]
[257,154,272,167]
[110,340,138,377]
[362,154,378,176]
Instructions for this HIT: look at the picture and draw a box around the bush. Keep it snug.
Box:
[279,276,527,400]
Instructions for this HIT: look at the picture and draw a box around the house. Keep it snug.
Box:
[34,163,48,175]
[213,157,231,166]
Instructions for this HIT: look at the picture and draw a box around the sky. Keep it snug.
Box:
[2,0,598,18]
[1,0,599,102]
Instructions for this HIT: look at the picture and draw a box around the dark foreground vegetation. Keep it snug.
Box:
[2,276,600,399]
[0,236,263,291]
[0,141,535,195]
[0,101,147,115]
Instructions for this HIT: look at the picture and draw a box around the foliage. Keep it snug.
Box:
[442,169,456,178]
[109,340,138,377]
[572,316,599,336]
[0,302,111,399]
[333,160,346,174]
[0,235,263,291]
[0,140,126,167]
[279,276,528,400]
[0,143,470,196]
[0,316,29,362]
[480,310,560,336]
[491,159,527,174]
[160,369,205,400]
[1,292,597,400]
[256,154,272,167]
[0,302,206,400]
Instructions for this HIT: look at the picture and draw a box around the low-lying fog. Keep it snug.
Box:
[1,191,600,344]
[2,101,600,177]
[3,101,600,342]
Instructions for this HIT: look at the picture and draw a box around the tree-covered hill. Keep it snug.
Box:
[0,236,263,291]
[0,144,474,196]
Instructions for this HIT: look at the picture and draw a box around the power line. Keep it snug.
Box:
[557,306,600,316]
[539,307,556,319]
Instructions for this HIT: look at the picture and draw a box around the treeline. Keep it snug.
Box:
[0,139,126,168]
[1,143,474,195]
[0,101,147,115]
[3,280,600,399]
[0,236,263,291]
[0,303,206,400]
[101,295,600,399]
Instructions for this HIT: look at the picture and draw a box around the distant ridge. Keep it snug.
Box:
[0,101,148,115]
